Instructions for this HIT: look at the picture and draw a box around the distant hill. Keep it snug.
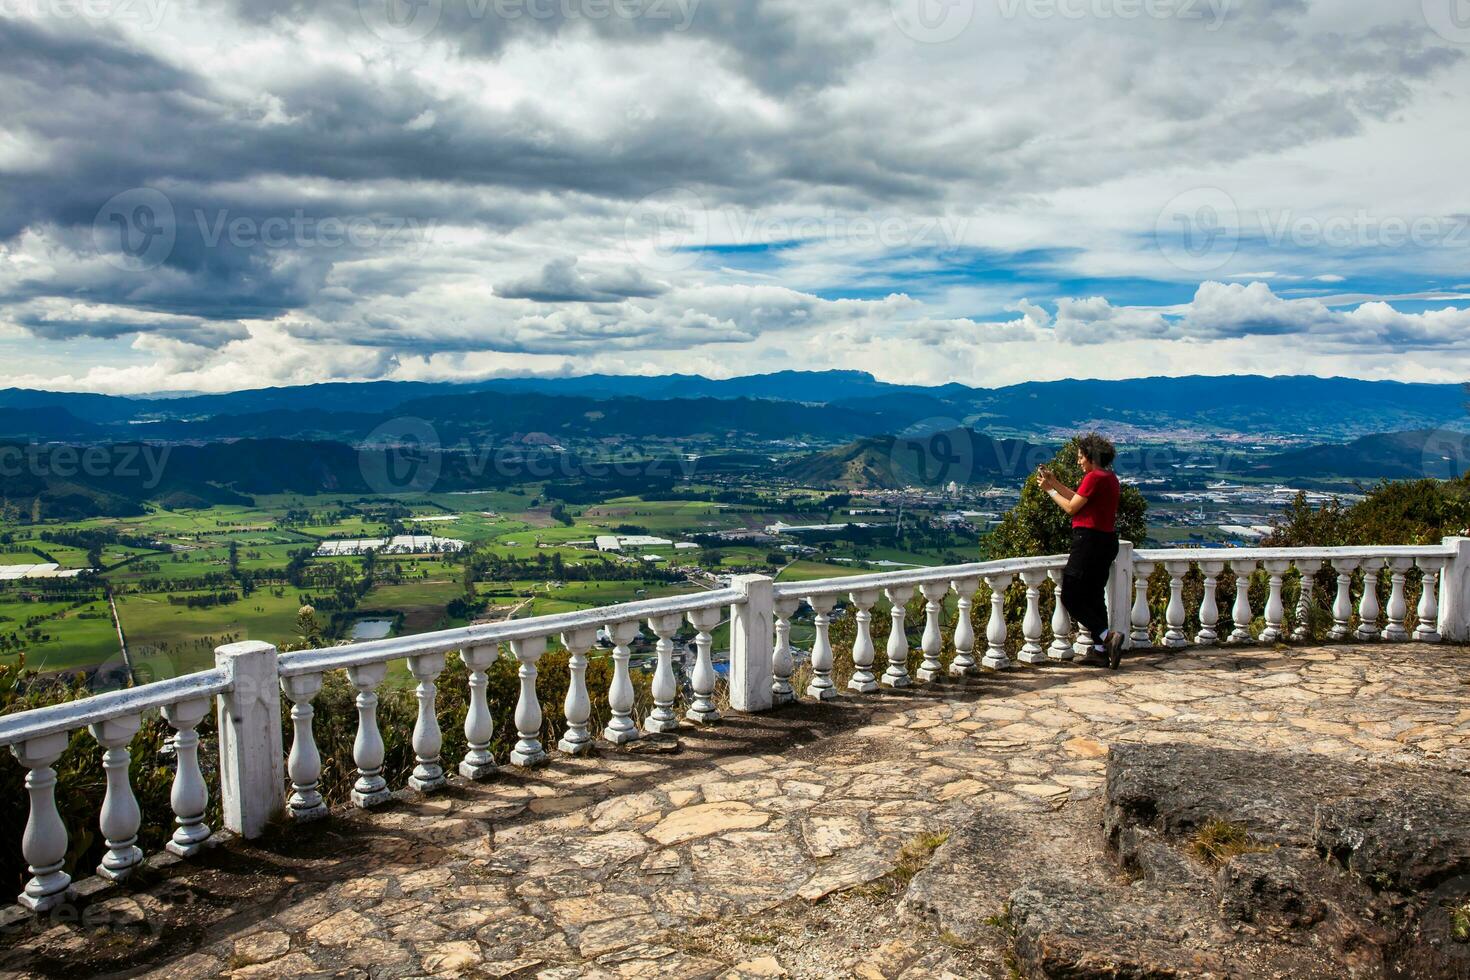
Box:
[0,373,1463,444]
[1256,429,1470,481]
[782,430,1057,489]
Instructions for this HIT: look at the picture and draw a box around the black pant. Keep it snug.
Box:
[1061,527,1119,643]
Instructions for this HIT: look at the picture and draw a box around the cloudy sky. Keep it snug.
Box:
[1,0,1468,393]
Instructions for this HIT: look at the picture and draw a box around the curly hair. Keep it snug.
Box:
[1076,431,1117,469]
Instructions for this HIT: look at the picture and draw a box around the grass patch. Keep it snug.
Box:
[1191,819,1272,868]
[1448,901,1470,943]
[853,830,951,899]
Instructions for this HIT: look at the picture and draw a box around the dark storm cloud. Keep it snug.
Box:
[496,257,667,302]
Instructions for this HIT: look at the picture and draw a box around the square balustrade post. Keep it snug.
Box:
[1109,541,1136,648]
[215,641,286,838]
[730,574,775,713]
[1439,537,1470,642]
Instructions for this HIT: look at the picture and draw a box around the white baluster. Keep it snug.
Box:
[407,652,447,789]
[883,586,915,686]
[510,636,549,765]
[807,594,839,699]
[460,643,499,779]
[1129,561,1154,649]
[347,662,390,807]
[849,589,883,690]
[644,614,683,734]
[604,620,643,744]
[948,579,981,674]
[1260,560,1291,643]
[1292,561,1322,642]
[162,696,213,854]
[559,628,599,752]
[1383,557,1413,642]
[1228,560,1257,644]
[281,673,328,819]
[917,582,949,680]
[686,608,723,723]
[13,731,72,911]
[1046,569,1074,661]
[1329,558,1357,641]
[982,573,1011,670]
[1415,558,1443,643]
[1018,570,1047,664]
[1356,558,1384,641]
[1162,561,1189,648]
[772,598,801,704]
[1072,620,1095,659]
[1195,561,1223,645]
[90,715,144,880]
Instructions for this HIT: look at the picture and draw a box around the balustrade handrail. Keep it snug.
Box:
[0,668,229,748]
[1134,544,1454,563]
[277,586,743,677]
[771,554,1068,600]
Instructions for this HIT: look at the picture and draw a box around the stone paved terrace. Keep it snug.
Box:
[1,640,1466,979]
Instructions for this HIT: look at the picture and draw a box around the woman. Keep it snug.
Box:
[1037,433,1125,669]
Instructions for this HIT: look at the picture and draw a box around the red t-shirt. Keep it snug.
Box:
[1072,470,1120,532]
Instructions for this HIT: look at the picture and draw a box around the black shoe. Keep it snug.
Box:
[1106,632,1126,670]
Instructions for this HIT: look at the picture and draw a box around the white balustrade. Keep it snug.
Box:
[603,621,643,744]
[849,589,882,690]
[1129,562,1154,648]
[1195,561,1224,645]
[91,715,144,881]
[1259,560,1291,643]
[1045,570,1074,661]
[161,696,213,855]
[347,662,390,808]
[917,582,949,680]
[1018,570,1048,664]
[1415,558,1443,643]
[407,652,447,789]
[1228,560,1257,644]
[772,599,800,705]
[1383,558,1413,642]
[1162,562,1189,649]
[686,608,723,723]
[807,594,838,699]
[1292,562,1322,642]
[12,732,71,911]
[644,614,684,735]
[460,643,499,779]
[510,636,549,766]
[282,674,327,820]
[1356,559,1385,641]
[559,628,599,752]
[1330,559,1357,640]
[951,579,982,674]
[883,586,915,686]
[982,574,1011,669]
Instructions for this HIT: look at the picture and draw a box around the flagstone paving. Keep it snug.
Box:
[1,642,1466,979]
